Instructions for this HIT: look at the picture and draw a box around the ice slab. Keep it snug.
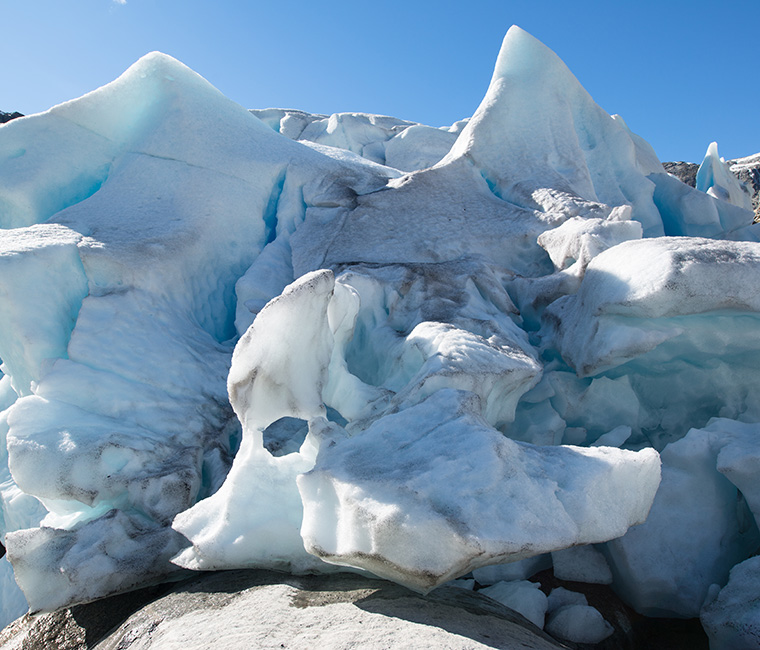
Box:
[479,580,547,628]
[701,556,760,650]
[299,389,660,592]
[542,237,760,445]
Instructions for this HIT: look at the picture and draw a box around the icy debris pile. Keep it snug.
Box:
[250,108,467,173]
[0,25,758,648]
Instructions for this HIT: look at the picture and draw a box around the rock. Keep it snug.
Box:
[663,161,699,188]
[0,569,565,650]
[0,112,23,124]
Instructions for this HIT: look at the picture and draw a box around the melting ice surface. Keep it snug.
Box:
[0,25,758,645]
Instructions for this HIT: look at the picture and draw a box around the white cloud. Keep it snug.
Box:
[113,0,127,4]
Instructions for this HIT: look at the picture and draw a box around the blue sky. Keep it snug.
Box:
[1,0,757,163]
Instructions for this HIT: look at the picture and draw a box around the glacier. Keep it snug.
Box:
[0,24,758,646]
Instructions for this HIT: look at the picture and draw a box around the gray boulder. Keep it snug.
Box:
[0,570,564,650]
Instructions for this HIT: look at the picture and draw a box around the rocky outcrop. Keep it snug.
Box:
[0,570,565,650]
[0,568,713,650]
[0,112,23,124]
[663,161,699,188]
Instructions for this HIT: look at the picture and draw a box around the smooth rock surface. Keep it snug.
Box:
[0,569,565,650]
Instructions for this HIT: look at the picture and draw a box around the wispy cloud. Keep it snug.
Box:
[113,0,127,4]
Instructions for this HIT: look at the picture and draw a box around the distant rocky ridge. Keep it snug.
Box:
[662,161,699,188]
[0,112,23,124]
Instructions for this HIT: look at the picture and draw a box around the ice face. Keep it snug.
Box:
[603,423,760,617]
[0,25,758,634]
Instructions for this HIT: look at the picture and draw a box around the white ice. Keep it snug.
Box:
[545,604,614,644]
[701,556,760,650]
[544,585,615,645]
[604,421,760,617]
[0,24,758,641]
[479,580,547,629]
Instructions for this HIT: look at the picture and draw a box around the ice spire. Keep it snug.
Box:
[442,25,664,234]
[696,141,753,211]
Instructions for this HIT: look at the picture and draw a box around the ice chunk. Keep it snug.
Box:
[536,212,642,272]
[546,586,588,612]
[604,424,760,617]
[174,262,543,575]
[252,108,459,172]
[0,49,401,612]
[292,158,558,279]
[479,580,547,628]
[543,237,760,444]
[7,510,184,613]
[383,124,458,171]
[172,271,339,572]
[299,389,660,592]
[249,108,327,140]
[701,556,760,650]
[0,115,115,229]
[710,420,760,528]
[650,171,753,237]
[7,396,204,527]
[297,112,412,165]
[592,425,633,448]
[545,604,614,644]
